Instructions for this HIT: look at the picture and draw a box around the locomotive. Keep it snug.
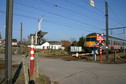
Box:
[84,33,126,53]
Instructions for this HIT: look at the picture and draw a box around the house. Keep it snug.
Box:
[48,41,65,50]
[34,42,50,49]
[60,40,71,47]
[33,41,65,50]
[60,40,71,51]
[12,39,18,47]
[1,37,18,46]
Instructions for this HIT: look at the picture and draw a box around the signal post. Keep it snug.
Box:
[96,33,104,62]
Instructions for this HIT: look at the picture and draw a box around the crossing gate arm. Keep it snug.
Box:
[72,53,98,57]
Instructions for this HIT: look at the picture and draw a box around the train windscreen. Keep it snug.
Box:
[86,38,90,41]
[91,37,96,41]
[86,37,96,41]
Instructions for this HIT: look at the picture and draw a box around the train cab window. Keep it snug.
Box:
[86,38,90,41]
[91,37,96,41]
[86,37,96,41]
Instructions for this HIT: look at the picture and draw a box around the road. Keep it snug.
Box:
[39,57,126,84]
[0,54,126,84]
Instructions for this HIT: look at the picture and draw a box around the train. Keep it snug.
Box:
[84,33,126,53]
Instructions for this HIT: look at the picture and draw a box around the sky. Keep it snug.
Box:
[0,0,126,42]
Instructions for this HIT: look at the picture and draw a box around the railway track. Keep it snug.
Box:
[44,52,126,63]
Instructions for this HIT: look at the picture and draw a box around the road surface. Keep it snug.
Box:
[39,57,126,84]
[0,54,126,84]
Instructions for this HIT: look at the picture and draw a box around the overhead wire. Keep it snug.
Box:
[44,18,98,32]
[0,10,38,20]
[64,0,104,17]
[15,1,102,29]
[0,0,105,31]
[82,0,105,14]
[0,10,99,33]
[37,0,104,24]
[61,0,112,31]
[109,5,125,26]
[102,0,125,27]
[0,0,105,33]
[82,0,118,28]
[106,0,126,36]
[102,0,126,39]
[82,0,123,28]
[0,1,101,33]
[14,7,101,32]
[44,19,95,32]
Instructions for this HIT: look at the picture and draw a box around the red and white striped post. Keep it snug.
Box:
[96,33,104,62]
[30,34,34,75]
[100,46,102,62]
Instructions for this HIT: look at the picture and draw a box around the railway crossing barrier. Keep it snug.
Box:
[72,33,104,62]
[92,50,98,61]
[72,52,98,60]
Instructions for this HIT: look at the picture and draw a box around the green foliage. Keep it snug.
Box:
[71,41,78,46]
[39,75,43,82]
[71,36,86,48]
[77,36,86,48]
[21,47,29,55]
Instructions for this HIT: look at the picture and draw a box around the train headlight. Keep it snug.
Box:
[106,46,109,49]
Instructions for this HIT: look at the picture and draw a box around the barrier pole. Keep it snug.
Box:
[30,35,34,75]
[94,53,96,61]
[92,50,96,61]
[100,46,102,62]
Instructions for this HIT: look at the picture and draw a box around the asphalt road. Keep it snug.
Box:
[0,54,126,84]
[39,57,126,84]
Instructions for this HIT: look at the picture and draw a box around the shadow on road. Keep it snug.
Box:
[12,61,35,84]
[12,62,23,84]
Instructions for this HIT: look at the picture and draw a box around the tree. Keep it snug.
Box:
[71,41,78,46]
[77,36,86,49]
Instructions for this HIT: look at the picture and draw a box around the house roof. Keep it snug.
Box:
[60,40,71,47]
[48,41,61,45]
[41,42,50,46]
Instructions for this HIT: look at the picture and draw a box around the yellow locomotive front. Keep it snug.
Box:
[84,33,98,52]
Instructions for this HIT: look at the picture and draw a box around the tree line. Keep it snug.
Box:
[71,36,86,49]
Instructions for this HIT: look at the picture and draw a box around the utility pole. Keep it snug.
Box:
[5,0,14,84]
[20,23,22,53]
[105,2,109,61]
